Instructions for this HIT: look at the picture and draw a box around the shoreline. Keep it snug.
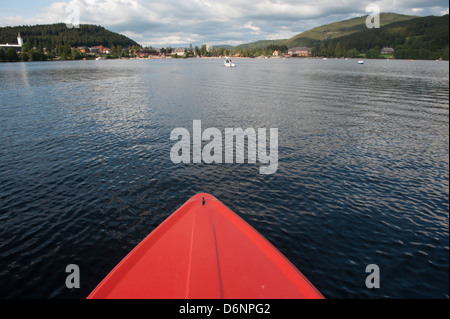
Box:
[1,56,448,63]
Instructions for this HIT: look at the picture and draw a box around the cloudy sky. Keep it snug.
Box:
[0,0,448,47]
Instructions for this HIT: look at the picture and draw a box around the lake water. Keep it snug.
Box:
[0,58,448,299]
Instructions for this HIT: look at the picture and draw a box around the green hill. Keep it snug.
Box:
[283,12,417,48]
[0,23,140,49]
[332,14,449,60]
[233,39,286,51]
[231,13,417,51]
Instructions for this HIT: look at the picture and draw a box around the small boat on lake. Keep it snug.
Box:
[224,57,236,67]
[358,60,364,64]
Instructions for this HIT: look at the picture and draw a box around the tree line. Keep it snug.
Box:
[171,44,289,58]
[0,43,142,62]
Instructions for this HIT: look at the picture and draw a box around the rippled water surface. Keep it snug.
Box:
[0,58,448,298]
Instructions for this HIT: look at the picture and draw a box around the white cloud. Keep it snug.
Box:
[244,21,261,33]
[140,32,201,47]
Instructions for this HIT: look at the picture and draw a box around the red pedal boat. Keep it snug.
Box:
[87,193,323,299]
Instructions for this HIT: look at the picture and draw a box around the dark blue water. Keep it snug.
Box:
[0,58,448,299]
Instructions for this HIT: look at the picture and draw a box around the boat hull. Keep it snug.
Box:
[87,193,323,299]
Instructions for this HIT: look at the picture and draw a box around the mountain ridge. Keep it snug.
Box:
[233,12,418,50]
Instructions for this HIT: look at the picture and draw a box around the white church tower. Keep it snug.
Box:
[0,32,23,52]
[17,33,23,47]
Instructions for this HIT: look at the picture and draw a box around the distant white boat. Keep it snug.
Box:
[358,60,364,64]
[322,58,328,60]
[224,57,236,67]
[96,57,106,61]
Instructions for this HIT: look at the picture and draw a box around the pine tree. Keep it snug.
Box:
[0,49,6,62]
[5,48,19,62]
[342,41,350,57]
[334,41,342,58]
[318,42,326,57]
[327,41,334,57]
[200,44,207,56]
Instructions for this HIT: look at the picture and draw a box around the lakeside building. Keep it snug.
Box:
[77,46,89,54]
[77,45,111,55]
[381,47,395,54]
[137,48,159,58]
[92,45,111,55]
[0,33,23,53]
[288,47,312,57]
[172,47,186,56]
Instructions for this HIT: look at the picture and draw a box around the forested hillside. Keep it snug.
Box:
[0,24,140,49]
[284,12,417,48]
[333,14,449,60]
